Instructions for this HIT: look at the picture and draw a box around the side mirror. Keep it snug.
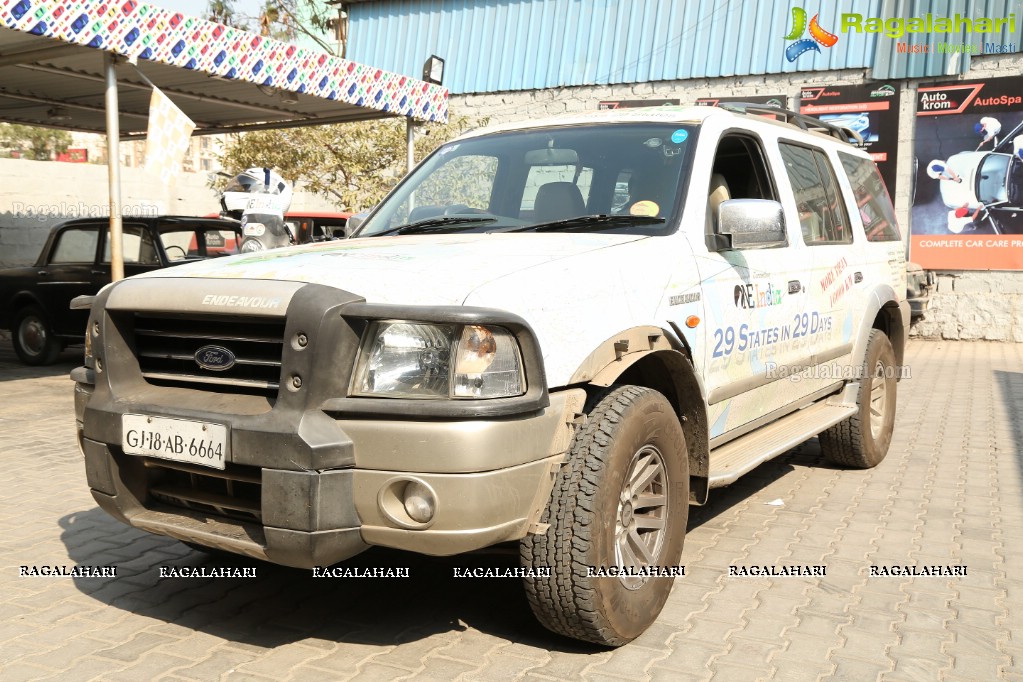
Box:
[717,199,787,249]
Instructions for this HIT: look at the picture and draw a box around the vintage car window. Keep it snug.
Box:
[780,143,853,245]
[357,123,695,237]
[839,152,901,242]
[50,227,99,264]
[202,229,240,255]
[159,229,195,260]
[102,225,158,264]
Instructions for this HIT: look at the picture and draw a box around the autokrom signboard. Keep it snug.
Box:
[912,77,1023,270]
[694,95,789,109]
[798,83,902,199]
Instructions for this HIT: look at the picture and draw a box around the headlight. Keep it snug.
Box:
[83,323,93,368]
[239,237,265,253]
[352,321,525,399]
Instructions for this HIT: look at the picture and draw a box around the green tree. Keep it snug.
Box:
[0,124,72,160]
[207,0,336,53]
[217,115,485,211]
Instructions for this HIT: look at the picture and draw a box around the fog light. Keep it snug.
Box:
[402,481,435,524]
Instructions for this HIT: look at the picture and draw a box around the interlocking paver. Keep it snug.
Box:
[2,338,1022,680]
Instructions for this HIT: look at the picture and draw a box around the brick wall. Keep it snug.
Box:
[448,53,1023,341]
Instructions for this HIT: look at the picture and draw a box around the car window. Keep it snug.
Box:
[358,123,695,237]
[392,154,499,225]
[160,229,196,261]
[520,164,593,213]
[102,225,158,264]
[780,143,853,245]
[50,228,99,263]
[706,134,777,250]
[203,229,240,255]
[839,152,901,242]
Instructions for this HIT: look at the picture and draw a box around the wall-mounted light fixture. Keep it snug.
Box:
[422,55,444,86]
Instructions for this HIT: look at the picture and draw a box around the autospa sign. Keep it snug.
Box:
[911,77,1023,270]
[798,84,901,197]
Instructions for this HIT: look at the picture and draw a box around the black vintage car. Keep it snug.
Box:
[0,216,242,365]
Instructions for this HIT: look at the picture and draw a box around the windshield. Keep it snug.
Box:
[356,123,696,237]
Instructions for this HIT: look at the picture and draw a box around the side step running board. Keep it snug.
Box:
[708,401,856,489]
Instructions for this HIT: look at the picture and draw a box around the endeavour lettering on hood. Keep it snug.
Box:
[201,295,282,309]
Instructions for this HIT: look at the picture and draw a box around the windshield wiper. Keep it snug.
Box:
[511,214,666,233]
[370,216,496,237]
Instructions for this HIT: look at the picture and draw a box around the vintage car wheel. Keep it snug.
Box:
[520,385,688,646]
[12,306,62,366]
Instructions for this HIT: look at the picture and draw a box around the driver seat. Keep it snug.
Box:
[534,182,585,222]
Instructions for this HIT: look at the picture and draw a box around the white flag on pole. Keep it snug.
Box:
[144,87,195,183]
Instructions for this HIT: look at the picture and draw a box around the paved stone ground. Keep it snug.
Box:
[0,338,1021,681]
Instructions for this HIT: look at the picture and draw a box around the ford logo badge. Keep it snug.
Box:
[195,345,236,371]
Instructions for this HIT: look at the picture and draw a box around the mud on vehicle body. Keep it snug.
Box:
[74,104,909,646]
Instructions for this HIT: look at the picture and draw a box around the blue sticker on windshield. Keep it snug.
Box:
[671,129,688,144]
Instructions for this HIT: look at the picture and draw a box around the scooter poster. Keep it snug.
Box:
[912,77,1023,270]
[798,83,902,199]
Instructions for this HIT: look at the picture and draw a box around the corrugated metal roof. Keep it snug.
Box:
[348,0,882,95]
[871,0,1022,79]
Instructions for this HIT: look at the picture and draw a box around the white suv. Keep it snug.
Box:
[74,104,909,646]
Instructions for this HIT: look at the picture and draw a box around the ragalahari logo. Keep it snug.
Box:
[784,7,839,61]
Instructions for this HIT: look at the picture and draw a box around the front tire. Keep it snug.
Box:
[520,386,689,646]
[12,306,62,366]
[819,329,897,468]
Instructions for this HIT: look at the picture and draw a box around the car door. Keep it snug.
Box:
[690,129,823,442]
[776,140,863,379]
[98,223,161,284]
[38,224,101,337]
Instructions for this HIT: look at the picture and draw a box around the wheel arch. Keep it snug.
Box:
[6,291,46,326]
[569,326,710,504]
[852,286,909,372]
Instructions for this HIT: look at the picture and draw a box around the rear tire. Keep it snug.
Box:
[520,386,689,646]
[12,306,62,366]
[819,329,897,468]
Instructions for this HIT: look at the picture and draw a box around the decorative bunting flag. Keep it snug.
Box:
[144,87,196,183]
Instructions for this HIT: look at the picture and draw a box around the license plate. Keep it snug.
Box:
[122,414,228,470]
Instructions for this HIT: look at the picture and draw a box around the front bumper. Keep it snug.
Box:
[74,277,582,569]
[76,383,582,568]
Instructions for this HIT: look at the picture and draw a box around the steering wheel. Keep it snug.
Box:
[165,245,187,259]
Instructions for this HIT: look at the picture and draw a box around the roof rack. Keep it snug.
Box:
[714,102,864,146]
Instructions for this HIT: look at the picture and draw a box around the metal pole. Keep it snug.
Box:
[104,52,124,282]
[406,117,414,172]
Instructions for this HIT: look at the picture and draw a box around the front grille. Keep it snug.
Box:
[134,313,285,396]
[144,458,262,524]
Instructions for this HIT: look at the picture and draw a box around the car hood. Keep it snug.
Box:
[134,232,649,305]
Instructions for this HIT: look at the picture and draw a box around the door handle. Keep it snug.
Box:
[37,270,48,276]
[788,280,802,294]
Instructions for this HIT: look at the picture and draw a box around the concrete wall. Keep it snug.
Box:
[0,158,339,267]
[449,52,1023,341]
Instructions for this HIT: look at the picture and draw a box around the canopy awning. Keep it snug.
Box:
[0,0,448,138]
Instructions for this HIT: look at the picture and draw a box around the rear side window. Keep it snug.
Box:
[779,143,853,245]
[50,228,98,263]
[839,153,901,242]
